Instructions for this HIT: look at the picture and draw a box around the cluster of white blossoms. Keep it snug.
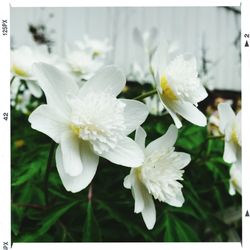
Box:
[10,36,112,114]
[64,36,112,82]
[28,62,193,229]
[75,35,112,59]
[218,103,241,195]
[13,28,241,230]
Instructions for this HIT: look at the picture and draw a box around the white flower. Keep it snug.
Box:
[207,100,233,136]
[229,163,241,196]
[207,111,221,136]
[64,45,104,81]
[11,45,58,98]
[208,111,220,127]
[124,125,191,229]
[133,27,159,58]
[128,62,151,85]
[218,103,241,164]
[154,53,208,128]
[75,35,112,59]
[28,63,149,193]
[144,95,164,116]
[11,88,32,114]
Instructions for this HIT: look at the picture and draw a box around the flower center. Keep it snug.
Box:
[12,64,29,77]
[230,127,239,145]
[160,75,177,101]
[231,178,238,189]
[134,167,143,182]
[70,124,81,136]
[140,148,185,203]
[68,93,126,154]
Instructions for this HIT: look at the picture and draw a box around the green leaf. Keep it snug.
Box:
[95,198,154,241]
[162,213,199,242]
[163,214,176,241]
[20,200,80,241]
[167,205,201,220]
[82,201,102,242]
[11,183,33,236]
[186,193,207,219]
[174,218,200,241]
[12,162,43,186]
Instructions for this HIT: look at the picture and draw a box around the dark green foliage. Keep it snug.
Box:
[11,86,241,242]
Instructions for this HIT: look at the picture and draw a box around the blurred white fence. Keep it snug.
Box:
[10,7,241,91]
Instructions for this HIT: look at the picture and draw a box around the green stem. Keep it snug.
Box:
[133,89,157,101]
[207,135,224,140]
[149,64,157,86]
[44,141,56,205]
[88,184,93,201]
[10,76,15,84]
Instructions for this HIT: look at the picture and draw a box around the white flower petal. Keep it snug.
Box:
[176,152,192,169]
[146,124,178,154]
[195,84,208,103]
[223,141,237,163]
[158,95,182,128]
[79,141,100,187]
[121,99,149,135]
[229,182,236,196]
[28,104,69,143]
[152,41,168,74]
[135,126,147,150]
[141,192,156,230]
[236,111,241,146]
[32,63,79,111]
[123,173,132,189]
[218,103,235,133]
[229,164,242,195]
[11,77,21,95]
[26,80,43,98]
[132,176,146,213]
[100,136,144,168]
[55,144,99,193]
[147,27,158,51]
[79,65,126,97]
[165,190,185,207]
[170,101,207,127]
[61,132,83,176]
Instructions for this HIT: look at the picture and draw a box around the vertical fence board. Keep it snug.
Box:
[10,7,241,90]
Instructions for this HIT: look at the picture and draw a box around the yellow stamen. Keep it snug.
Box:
[135,167,142,181]
[230,128,239,145]
[160,75,177,101]
[11,65,29,77]
[231,178,238,189]
[70,124,80,136]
